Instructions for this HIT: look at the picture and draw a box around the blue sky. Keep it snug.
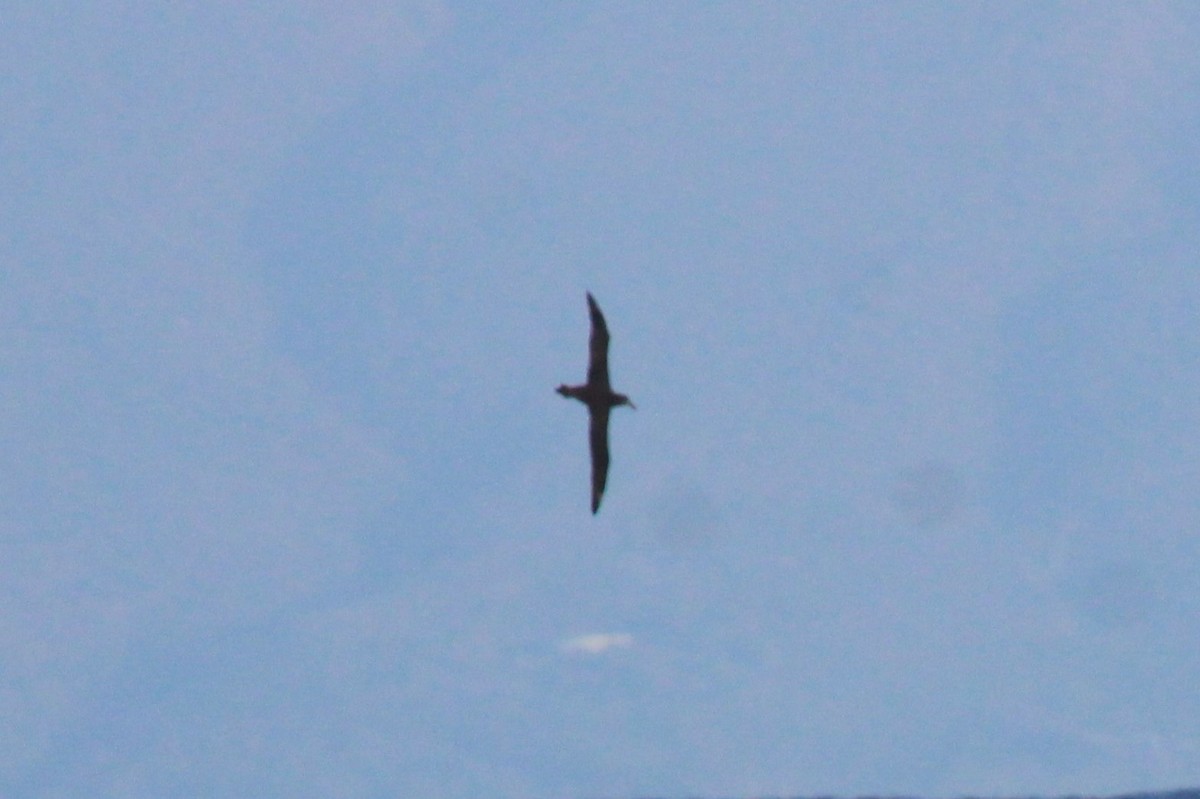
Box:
[4,3,1200,797]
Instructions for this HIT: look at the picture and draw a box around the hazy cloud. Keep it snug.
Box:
[560,633,635,656]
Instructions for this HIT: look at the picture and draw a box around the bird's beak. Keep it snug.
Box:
[628,400,637,410]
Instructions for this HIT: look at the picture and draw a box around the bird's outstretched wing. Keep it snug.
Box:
[588,405,611,514]
[586,292,611,390]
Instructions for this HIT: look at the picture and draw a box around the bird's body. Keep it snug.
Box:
[557,292,635,514]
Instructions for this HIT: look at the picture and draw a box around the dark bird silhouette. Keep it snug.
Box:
[557,292,636,514]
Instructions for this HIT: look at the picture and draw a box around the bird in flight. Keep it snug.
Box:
[557,292,636,514]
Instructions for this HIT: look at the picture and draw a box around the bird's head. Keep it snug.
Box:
[615,393,636,410]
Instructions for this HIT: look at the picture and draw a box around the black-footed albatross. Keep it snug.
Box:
[556,292,636,514]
